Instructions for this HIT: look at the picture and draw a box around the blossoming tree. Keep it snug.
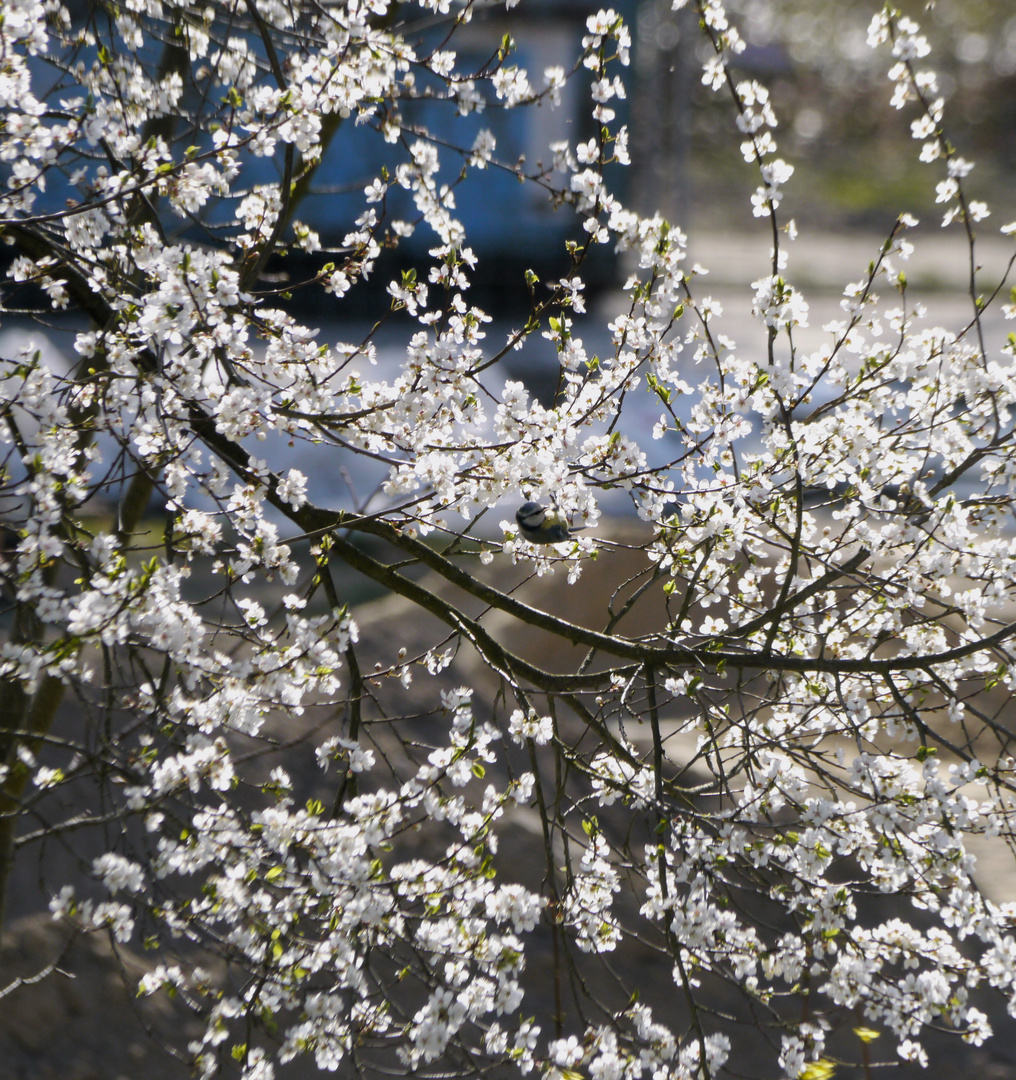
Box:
[3,0,1016,1076]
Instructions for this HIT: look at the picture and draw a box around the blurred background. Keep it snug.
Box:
[287,0,1016,278]
[236,0,1016,326]
[631,0,1016,233]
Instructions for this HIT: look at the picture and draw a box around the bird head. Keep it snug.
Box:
[516,502,548,529]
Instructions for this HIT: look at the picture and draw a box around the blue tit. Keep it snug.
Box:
[515,501,585,544]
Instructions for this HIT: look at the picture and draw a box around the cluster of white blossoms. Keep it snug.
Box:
[4,0,1016,1077]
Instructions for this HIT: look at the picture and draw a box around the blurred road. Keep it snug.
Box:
[687,226,1015,291]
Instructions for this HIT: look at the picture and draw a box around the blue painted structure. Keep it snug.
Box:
[235,1,637,280]
[5,2,638,295]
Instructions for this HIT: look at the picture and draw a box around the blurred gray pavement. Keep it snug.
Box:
[687,226,1015,291]
[593,227,1016,382]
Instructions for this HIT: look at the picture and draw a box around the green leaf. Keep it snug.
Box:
[798,1061,836,1080]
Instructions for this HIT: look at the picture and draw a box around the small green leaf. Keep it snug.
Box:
[798,1061,836,1080]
